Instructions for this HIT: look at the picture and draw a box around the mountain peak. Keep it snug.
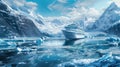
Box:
[111,2,117,7]
[107,2,118,10]
[87,2,120,31]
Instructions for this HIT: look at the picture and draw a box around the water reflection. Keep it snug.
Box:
[0,37,120,67]
[63,39,77,46]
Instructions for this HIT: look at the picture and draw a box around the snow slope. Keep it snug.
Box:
[86,2,120,36]
[0,0,44,38]
[87,3,120,31]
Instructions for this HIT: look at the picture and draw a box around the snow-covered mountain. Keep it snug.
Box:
[86,2,120,36]
[63,19,85,31]
[0,0,44,38]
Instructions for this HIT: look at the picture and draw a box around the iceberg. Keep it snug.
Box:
[57,53,120,67]
[0,39,16,50]
[0,38,43,52]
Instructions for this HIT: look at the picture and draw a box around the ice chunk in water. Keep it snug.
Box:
[57,53,120,67]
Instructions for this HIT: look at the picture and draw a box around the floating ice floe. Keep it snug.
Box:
[57,53,120,67]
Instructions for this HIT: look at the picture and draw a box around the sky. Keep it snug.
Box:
[24,0,120,33]
[26,0,111,17]
[26,0,77,16]
[3,0,120,33]
[4,0,120,22]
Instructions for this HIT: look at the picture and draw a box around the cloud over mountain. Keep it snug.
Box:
[4,0,37,14]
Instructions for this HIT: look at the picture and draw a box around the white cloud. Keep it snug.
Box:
[48,0,71,13]
[58,0,67,3]
[48,0,100,22]
[74,0,97,8]
[66,7,100,26]
[46,0,101,33]
[48,2,64,11]
[43,6,100,34]
[4,0,37,14]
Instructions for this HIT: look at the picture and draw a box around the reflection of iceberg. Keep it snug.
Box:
[62,30,86,40]
[0,39,16,51]
[0,38,43,52]
[63,39,76,46]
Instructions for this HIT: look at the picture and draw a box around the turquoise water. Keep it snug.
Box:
[0,36,120,67]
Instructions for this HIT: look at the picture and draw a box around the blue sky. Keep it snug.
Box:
[26,0,110,17]
[26,0,77,16]
[4,0,119,34]
[27,0,55,16]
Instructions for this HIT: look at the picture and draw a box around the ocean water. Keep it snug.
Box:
[0,36,120,67]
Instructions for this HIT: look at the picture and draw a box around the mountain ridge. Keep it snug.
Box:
[0,0,44,38]
[86,2,120,36]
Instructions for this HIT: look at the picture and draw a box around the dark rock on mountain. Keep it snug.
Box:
[106,22,120,36]
[0,1,43,38]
